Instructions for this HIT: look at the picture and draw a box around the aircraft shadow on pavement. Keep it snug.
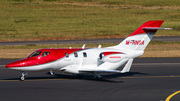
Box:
[53,73,125,83]
[103,72,149,79]
[2,72,149,83]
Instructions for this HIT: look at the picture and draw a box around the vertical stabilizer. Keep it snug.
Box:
[112,20,164,51]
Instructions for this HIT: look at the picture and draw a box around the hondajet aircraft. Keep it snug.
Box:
[6,20,171,81]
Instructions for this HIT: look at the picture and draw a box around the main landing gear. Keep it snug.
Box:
[77,74,84,79]
[93,73,103,80]
[20,71,28,81]
[49,70,54,75]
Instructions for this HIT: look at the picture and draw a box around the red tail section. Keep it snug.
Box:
[129,20,164,37]
[112,20,165,51]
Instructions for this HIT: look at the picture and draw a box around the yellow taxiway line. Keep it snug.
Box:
[1,75,180,101]
[166,90,180,101]
[0,78,67,82]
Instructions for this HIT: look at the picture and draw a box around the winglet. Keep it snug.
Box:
[121,58,134,73]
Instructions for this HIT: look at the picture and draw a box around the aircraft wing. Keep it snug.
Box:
[79,69,121,73]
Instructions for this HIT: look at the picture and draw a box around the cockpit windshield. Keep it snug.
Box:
[30,51,42,57]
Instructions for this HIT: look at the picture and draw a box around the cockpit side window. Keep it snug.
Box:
[41,52,50,57]
[30,51,42,57]
[74,52,78,57]
[65,53,69,58]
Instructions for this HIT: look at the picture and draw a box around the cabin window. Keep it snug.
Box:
[74,52,78,57]
[41,52,50,57]
[65,53,69,58]
[83,52,87,57]
[30,51,42,57]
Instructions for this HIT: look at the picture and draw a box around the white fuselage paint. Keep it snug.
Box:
[8,47,143,74]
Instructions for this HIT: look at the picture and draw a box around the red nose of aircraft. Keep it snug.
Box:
[6,58,39,68]
[6,59,27,68]
[6,62,21,68]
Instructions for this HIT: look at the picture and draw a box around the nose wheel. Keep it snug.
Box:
[20,72,28,81]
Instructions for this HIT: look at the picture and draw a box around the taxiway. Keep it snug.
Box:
[0,58,180,101]
[0,36,179,46]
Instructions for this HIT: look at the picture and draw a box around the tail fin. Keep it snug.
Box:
[112,20,166,51]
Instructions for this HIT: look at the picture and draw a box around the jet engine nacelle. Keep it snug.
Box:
[99,52,127,63]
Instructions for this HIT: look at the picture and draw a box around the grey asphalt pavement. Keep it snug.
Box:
[0,58,180,101]
[0,36,179,46]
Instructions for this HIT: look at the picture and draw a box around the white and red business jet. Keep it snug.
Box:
[6,20,171,81]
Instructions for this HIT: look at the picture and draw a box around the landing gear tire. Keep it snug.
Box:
[20,76,25,81]
[20,71,27,81]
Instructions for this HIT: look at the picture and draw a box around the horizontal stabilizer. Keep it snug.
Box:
[79,69,120,73]
[142,27,172,30]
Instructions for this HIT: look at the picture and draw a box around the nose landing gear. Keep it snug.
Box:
[20,71,28,81]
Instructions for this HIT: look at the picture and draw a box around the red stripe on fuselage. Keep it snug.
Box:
[6,48,83,68]
[102,52,125,56]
